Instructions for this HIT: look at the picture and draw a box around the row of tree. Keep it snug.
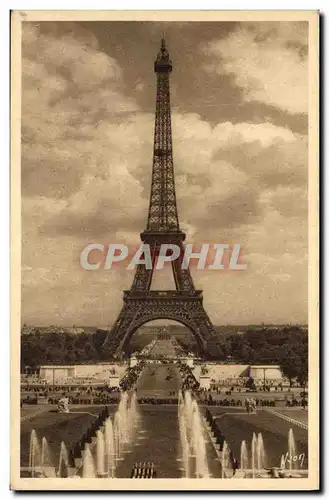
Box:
[21,325,308,387]
[178,326,308,387]
[21,329,109,369]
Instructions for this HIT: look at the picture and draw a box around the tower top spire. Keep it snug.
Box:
[155,38,172,73]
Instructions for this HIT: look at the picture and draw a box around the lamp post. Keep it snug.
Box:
[263,368,266,392]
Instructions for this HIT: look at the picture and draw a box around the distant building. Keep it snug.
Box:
[158,327,171,340]
[193,363,285,389]
[37,363,128,385]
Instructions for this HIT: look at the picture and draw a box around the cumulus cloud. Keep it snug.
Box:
[21,22,309,325]
[202,22,308,114]
[22,23,140,200]
[172,114,307,237]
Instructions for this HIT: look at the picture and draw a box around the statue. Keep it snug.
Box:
[201,366,209,376]
[58,394,70,413]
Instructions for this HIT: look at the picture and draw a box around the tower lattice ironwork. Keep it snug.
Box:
[103,39,219,358]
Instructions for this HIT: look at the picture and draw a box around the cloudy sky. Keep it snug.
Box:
[21,20,308,326]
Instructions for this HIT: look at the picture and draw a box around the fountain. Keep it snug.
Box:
[251,432,257,478]
[78,391,140,477]
[185,391,194,433]
[192,400,209,478]
[240,440,248,473]
[96,430,106,477]
[58,441,69,478]
[82,444,96,478]
[117,392,129,444]
[29,429,41,477]
[178,390,210,478]
[179,417,190,478]
[249,432,267,477]
[221,441,228,478]
[178,393,190,478]
[278,427,305,477]
[234,427,307,479]
[178,391,190,478]
[27,430,64,478]
[24,394,308,480]
[129,392,138,426]
[288,428,296,472]
[41,437,53,469]
[105,417,116,478]
[257,432,266,471]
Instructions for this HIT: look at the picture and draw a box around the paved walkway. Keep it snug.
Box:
[115,406,182,478]
[115,364,182,477]
[115,364,221,478]
[136,363,180,399]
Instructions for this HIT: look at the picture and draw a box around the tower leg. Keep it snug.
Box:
[103,296,219,359]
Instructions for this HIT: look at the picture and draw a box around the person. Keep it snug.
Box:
[131,463,138,478]
[58,393,70,413]
[232,458,239,474]
[269,467,280,478]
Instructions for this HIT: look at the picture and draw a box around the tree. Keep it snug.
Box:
[280,349,299,386]
[280,341,308,388]
[245,377,256,391]
[296,342,308,390]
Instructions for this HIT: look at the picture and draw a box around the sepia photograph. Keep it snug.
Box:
[10,10,319,490]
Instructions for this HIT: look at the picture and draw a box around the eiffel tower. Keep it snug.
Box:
[103,39,219,358]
